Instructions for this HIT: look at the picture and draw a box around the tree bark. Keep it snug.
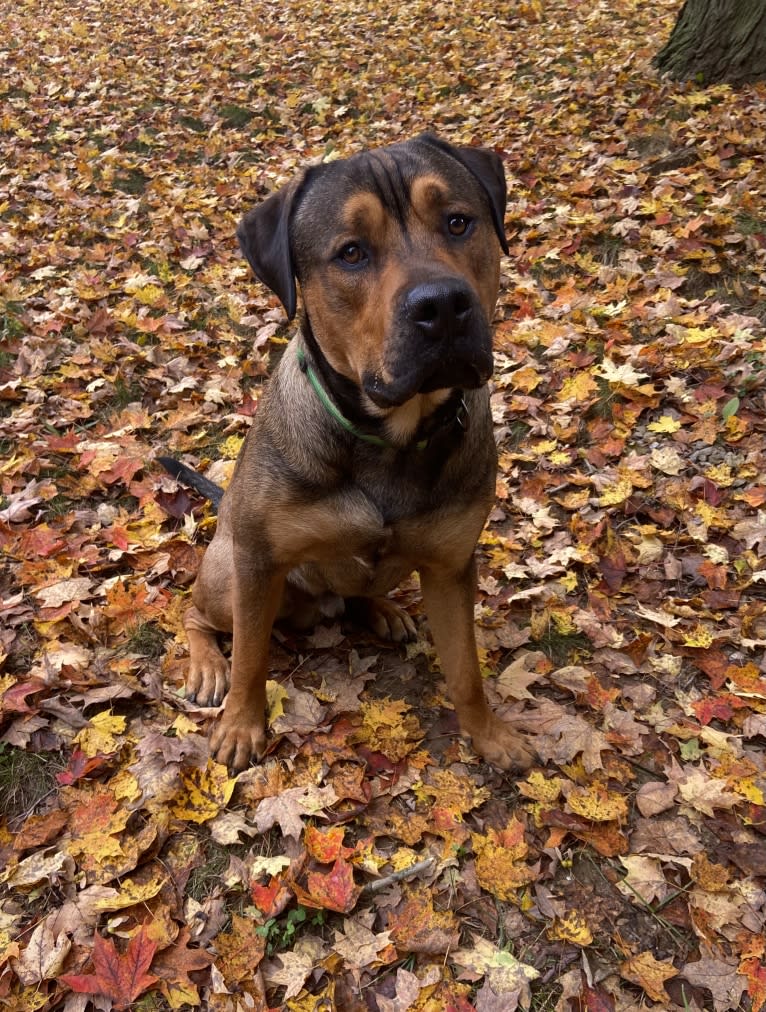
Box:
[654,0,766,85]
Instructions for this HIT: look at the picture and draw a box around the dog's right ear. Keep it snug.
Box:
[237,176,304,320]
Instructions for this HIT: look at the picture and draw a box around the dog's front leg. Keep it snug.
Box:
[420,559,534,771]
[208,544,287,771]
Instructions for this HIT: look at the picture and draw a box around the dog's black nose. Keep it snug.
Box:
[404,281,474,340]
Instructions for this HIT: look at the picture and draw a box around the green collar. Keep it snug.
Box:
[297,346,428,451]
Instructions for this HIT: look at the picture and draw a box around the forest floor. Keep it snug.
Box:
[1,0,766,1009]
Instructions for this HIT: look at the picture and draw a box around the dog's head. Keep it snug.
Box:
[237,134,507,414]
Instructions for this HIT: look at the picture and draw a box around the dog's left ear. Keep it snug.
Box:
[417,135,509,255]
[237,175,306,320]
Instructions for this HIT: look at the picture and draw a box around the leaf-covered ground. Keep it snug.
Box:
[1,0,766,1009]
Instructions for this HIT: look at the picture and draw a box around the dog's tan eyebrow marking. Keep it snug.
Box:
[342,192,388,236]
[410,174,451,217]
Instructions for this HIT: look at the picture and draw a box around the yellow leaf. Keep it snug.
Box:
[560,373,600,406]
[546,909,592,945]
[682,326,717,344]
[171,713,201,736]
[472,817,536,900]
[647,415,682,433]
[166,981,201,1009]
[683,624,714,648]
[390,847,421,871]
[531,438,558,454]
[704,464,735,487]
[620,951,678,1003]
[519,770,563,804]
[731,776,765,806]
[74,711,126,757]
[566,783,628,822]
[111,770,141,804]
[220,435,244,460]
[133,284,164,306]
[598,476,633,506]
[510,366,542,393]
[94,869,166,911]
[266,679,289,724]
[559,572,578,592]
[171,760,236,824]
[353,699,423,761]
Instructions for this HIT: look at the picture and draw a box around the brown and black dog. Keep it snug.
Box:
[160,133,534,772]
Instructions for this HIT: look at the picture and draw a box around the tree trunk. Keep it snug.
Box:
[654,0,766,85]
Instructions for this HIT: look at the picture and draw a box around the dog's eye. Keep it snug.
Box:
[447,214,472,237]
[338,243,366,266]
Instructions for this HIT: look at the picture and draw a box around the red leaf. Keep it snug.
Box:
[250,875,293,917]
[60,926,158,1009]
[56,749,109,785]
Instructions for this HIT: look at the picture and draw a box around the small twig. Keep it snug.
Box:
[361,857,436,895]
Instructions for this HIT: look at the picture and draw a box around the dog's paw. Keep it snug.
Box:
[352,596,418,643]
[209,711,265,771]
[186,641,230,708]
[467,714,536,772]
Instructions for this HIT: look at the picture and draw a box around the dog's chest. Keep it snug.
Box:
[296,507,425,599]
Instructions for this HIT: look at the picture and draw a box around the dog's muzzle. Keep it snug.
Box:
[363,278,494,408]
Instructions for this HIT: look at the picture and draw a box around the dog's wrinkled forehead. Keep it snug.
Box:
[291,139,492,259]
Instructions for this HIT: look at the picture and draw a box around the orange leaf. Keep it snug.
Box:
[250,875,293,917]
[304,824,351,864]
[739,957,766,1012]
[386,887,460,954]
[305,857,361,913]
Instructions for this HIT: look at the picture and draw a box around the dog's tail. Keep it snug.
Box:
[157,456,225,510]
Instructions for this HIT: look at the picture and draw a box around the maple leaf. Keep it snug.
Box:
[252,783,339,839]
[671,765,740,817]
[635,780,678,817]
[617,855,670,907]
[304,824,352,864]
[12,915,72,985]
[565,783,629,822]
[303,856,362,913]
[471,817,538,901]
[149,926,213,1006]
[170,759,236,824]
[332,919,395,971]
[546,910,593,946]
[60,925,158,1010]
[5,0,766,1005]
[262,937,326,1001]
[386,887,460,954]
[452,936,539,1007]
[681,952,747,1012]
[213,914,267,987]
[620,950,678,1003]
[595,357,649,387]
[739,956,766,1012]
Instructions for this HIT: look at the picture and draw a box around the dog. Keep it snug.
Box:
[160,133,534,773]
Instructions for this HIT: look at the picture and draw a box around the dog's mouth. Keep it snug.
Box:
[363,351,493,410]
